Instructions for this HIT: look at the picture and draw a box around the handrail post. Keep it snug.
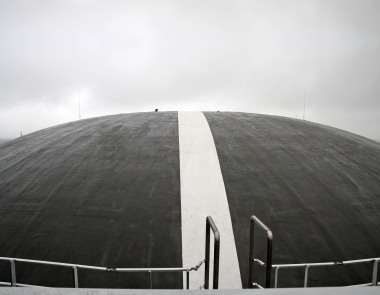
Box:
[372,260,378,286]
[248,217,254,288]
[10,259,16,287]
[304,265,309,287]
[205,222,210,289]
[204,216,220,289]
[186,270,190,289]
[274,267,279,288]
[73,266,79,288]
[248,215,273,288]
[149,269,152,289]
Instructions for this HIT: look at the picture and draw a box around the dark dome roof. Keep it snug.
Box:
[0,111,379,288]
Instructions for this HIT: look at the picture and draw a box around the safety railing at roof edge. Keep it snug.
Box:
[0,257,205,289]
[248,215,273,288]
[248,215,379,289]
[253,257,379,288]
[0,216,220,290]
[204,215,220,289]
[254,257,380,288]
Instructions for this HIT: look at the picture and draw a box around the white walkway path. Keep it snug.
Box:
[178,111,242,289]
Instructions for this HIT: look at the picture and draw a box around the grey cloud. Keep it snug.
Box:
[0,0,379,140]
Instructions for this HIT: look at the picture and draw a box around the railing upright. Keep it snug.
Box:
[204,216,220,289]
[304,265,309,287]
[149,269,152,289]
[372,260,378,286]
[10,259,16,287]
[186,269,190,289]
[73,265,79,288]
[248,215,273,288]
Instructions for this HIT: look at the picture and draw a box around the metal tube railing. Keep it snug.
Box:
[253,257,380,288]
[186,269,190,289]
[372,260,378,286]
[248,215,273,288]
[273,257,378,268]
[10,259,16,287]
[304,265,309,287]
[204,216,220,289]
[0,256,204,289]
[149,269,152,289]
[73,266,78,288]
[274,266,279,288]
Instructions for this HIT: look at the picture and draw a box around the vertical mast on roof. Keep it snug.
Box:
[79,90,81,120]
[303,92,306,120]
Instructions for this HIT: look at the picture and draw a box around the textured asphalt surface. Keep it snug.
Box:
[0,112,182,288]
[204,112,380,288]
[0,111,379,289]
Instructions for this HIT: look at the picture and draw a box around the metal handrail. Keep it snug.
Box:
[253,257,379,288]
[0,216,222,290]
[0,256,204,289]
[248,215,273,288]
[248,215,379,289]
[204,216,220,289]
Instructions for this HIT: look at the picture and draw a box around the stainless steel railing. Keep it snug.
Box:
[0,256,205,289]
[248,215,380,289]
[248,215,379,288]
[248,215,273,288]
[204,216,220,289]
[253,257,379,288]
[0,216,221,289]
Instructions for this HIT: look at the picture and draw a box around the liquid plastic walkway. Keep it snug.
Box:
[178,111,241,289]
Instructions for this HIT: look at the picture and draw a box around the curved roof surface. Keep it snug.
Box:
[0,111,379,289]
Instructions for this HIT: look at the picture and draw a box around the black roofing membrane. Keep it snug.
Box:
[0,111,379,288]
[0,112,182,288]
[204,112,380,287]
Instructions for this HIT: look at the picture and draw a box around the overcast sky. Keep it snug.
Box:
[1,0,379,141]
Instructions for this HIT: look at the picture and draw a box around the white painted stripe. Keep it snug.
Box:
[178,111,242,289]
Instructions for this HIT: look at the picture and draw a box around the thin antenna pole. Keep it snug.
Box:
[303,92,306,120]
[79,90,81,120]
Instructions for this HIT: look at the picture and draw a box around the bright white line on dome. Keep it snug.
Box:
[178,111,242,289]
